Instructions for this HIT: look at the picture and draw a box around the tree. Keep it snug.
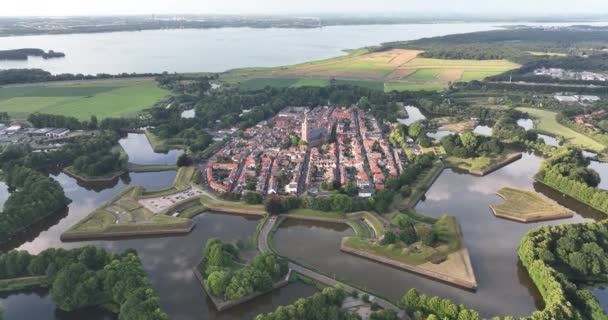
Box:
[381,231,397,245]
[264,198,284,215]
[244,192,263,204]
[176,153,193,167]
[408,123,423,139]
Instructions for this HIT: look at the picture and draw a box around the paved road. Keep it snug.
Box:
[258,216,408,319]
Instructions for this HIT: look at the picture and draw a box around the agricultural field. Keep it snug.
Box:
[517,107,606,152]
[223,48,519,92]
[0,79,168,120]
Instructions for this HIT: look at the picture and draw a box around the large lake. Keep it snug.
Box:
[1,22,607,74]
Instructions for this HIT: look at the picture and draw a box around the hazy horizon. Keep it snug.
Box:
[1,0,607,18]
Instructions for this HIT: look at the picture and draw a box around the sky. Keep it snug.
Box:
[1,0,607,17]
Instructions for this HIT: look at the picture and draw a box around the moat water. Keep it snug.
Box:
[2,109,608,318]
[272,152,606,318]
[119,133,184,165]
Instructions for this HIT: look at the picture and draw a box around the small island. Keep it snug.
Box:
[490,187,573,223]
[440,132,523,176]
[0,48,66,60]
[195,238,290,311]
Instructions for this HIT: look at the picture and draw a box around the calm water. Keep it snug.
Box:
[517,118,559,146]
[0,24,511,74]
[537,134,559,147]
[0,168,316,319]
[595,287,608,313]
[181,109,195,119]
[473,125,493,136]
[589,161,608,191]
[272,152,604,318]
[517,118,534,131]
[426,130,452,140]
[0,182,8,210]
[119,133,184,165]
[399,106,427,126]
[2,22,607,75]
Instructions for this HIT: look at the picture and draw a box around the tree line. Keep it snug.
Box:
[440,132,504,158]
[0,246,169,319]
[0,68,162,86]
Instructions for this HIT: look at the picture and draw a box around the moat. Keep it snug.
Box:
[1,110,607,319]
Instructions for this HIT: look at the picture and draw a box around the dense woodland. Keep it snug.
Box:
[0,166,70,243]
[0,48,65,60]
[382,27,608,63]
[200,238,288,301]
[0,246,168,319]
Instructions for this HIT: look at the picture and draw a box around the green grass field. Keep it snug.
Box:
[461,70,506,81]
[290,78,331,88]
[518,107,606,152]
[406,69,443,80]
[385,82,447,92]
[0,79,168,120]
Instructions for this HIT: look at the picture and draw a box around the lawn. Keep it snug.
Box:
[518,107,606,152]
[238,78,297,90]
[0,79,168,120]
[491,187,572,222]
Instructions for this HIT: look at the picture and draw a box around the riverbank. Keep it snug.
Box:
[127,163,177,173]
[490,187,573,223]
[144,129,186,153]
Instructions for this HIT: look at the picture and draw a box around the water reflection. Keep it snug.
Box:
[398,106,426,126]
[426,130,452,140]
[517,118,534,131]
[473,125,492,136]
[537,134,559,147]
[119,133,184,165]
[181,109,195,119]
[594,287,608,313]
[0,182,8,210]
[1,167,315,320]
[272,152,601,318]
[589,161,608,191]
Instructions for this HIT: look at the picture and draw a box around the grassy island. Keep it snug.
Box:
[490,187,573,222]
[341,213,477,290]
[195,238,290,311]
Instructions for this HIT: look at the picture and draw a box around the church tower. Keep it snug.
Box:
[302,111,309,142]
